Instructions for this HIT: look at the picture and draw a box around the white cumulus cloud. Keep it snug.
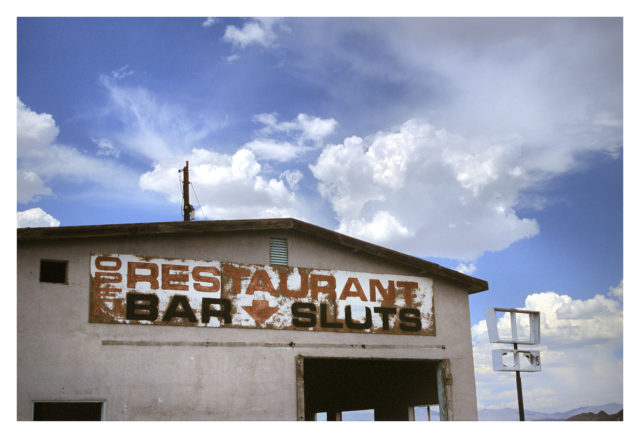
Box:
[281,169,303,190]
[455,263,477,276]
[17,208,60,228]
[253,113,337,144]
[94,79,322,221]
[607,280,623,301]
[311,120,541,260]
[223,18,279,49]
[202,17,218,28]
[244,113,337,162]
[17,170,51,203]
[337,211,411,244]
[243,139,311,163]
[17,97,59,158]
[296,114,338,143]
[92,137,120,158]
[17,97,138,206]
[139,148,301,220]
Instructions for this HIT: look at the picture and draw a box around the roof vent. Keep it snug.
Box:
[270,237,288,266]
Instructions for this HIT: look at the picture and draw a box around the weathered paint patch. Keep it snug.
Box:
[89,253,435,336]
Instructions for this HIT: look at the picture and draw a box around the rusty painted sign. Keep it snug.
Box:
[89,253,435,336]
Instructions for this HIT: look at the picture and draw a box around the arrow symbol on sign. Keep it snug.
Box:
[242,300,279,325]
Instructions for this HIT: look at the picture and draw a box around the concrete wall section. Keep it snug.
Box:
[431,278,479,420]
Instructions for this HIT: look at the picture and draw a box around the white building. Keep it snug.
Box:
[17,218,488,421]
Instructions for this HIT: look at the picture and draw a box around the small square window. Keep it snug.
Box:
[39,259,68,284]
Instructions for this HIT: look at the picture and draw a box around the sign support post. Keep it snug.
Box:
[514,342,525,421]
[485,308,541,422]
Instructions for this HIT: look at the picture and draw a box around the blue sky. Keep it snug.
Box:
[15,14,626,414]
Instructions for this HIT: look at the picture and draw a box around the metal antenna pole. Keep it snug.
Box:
[181,161,194,222]
[514,342,525,421]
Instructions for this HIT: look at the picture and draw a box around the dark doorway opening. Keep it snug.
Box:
[300,357,445,421]
[33,402,103,421]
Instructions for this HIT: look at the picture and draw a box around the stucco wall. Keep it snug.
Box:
[17,229,479,420]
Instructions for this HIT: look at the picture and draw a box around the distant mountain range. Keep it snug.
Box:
[331,402,622,421]
[566,410,622,421]
[478,403,623,421]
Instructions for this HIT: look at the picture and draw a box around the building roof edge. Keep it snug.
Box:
[17,218,488,294]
